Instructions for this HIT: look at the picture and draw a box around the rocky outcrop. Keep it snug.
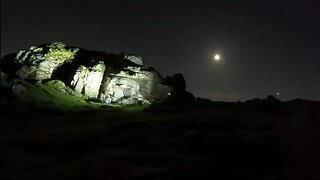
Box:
[159,73,195,107]
[0,42,172,105]
[165,73,186,93]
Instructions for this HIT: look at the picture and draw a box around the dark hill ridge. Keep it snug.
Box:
[0,42,194,107]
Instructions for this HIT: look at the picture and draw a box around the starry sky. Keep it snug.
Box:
[1,0,320,101]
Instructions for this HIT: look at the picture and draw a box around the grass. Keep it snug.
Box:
[15,80,149,112]
[17,80,99,109]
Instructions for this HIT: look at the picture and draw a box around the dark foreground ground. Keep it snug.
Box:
[1,99,320,179]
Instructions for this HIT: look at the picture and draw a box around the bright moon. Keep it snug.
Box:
[214,54,220,61]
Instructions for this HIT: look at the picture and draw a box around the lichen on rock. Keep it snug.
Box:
[15,42,78,80]
[45,42,77,63]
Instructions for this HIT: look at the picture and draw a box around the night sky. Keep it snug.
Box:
[1,0,320,101]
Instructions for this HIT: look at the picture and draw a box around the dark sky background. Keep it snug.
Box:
[1,0,320,101]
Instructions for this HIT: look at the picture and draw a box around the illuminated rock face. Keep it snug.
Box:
[71,65,88,95]
[0,42,171,105]
[104,77,141,104]
[100,67,153,104]
[71,62,105,98]
[98,67,171,104]
[15,43,78,80]
[85,62,106,98]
